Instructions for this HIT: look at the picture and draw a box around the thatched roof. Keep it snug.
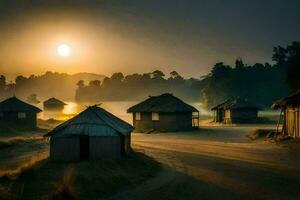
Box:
[0,97,41,113]
[127,93,198,113]
[43,98,66,107]
[211,97,261,111]
[272,91,300,109]
[45,105,133,137]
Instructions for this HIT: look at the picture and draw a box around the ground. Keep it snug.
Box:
[1,124,300,200]
[110,124,300,200]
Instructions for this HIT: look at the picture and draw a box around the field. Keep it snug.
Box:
[1,121,300,200]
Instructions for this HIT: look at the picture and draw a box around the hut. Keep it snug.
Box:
[272,91,300,137]
[211,98,261,124]
[127,93,199,132]
[44,105,133,161]
[43,97,66,110]
[27,94,40,104]
[0,97,41,129]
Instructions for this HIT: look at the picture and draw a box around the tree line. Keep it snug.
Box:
[75,42,299,108]
[0,41,299,109]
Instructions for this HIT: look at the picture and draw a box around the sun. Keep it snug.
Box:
[57,44,71,57]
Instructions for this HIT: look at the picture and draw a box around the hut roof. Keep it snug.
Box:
[44,98,66,106]
[127,93,198,113]
[211,98,261,111]
[0,97,41,113]
[272,91,300,109]
[45,105,133,137]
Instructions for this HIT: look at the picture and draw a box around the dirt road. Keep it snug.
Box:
[107,125,300,200]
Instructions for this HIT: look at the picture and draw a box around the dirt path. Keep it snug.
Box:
[106,125,300,200]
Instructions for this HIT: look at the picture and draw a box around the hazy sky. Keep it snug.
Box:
[0,0,299,80]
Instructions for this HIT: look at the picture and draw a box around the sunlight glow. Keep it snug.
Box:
[57,44,71,57]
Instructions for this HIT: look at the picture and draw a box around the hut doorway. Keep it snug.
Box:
[80,136,90,160]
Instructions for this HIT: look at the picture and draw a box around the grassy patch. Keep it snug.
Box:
[37,119,63,130]
[248,129,300,150]
[276,137,300,150]
[0,151,161,200]
[247,129,275,140]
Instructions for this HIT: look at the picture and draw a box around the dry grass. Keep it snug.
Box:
[0,152,48,178]
[50,168,76,200]
[37,118,63,130]
[248,129,300,150]
[247,129,275,140]
[0,152,161,200]
[276,137,300,150]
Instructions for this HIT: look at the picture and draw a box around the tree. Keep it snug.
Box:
[272,46,287,65]
[110,72,124,83]
[272,41,300,91]
[15,75,27,85]
[285,42,300,91]
[235,58,245,69]
[170,71,179,78]
[0,75,6,90]
[210,62,232,77]
[89,80,101,87]
[76,80,85,88]
[152,70,165,79]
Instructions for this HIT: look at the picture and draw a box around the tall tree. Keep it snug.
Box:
[152,70,165,79]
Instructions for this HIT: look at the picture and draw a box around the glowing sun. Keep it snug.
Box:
[57,44,71,57]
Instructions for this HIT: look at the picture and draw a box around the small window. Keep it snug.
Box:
[18,112,26,119]
[135,112,141,121]
[152,112,159,121]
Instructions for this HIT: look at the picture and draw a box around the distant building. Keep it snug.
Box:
[0,97,41,129]
[211,98,261,124]
[27,94,40,105]
[127,93,199,132]
[43,97,66,110]
[272,91,300,138]
[44,105,133,161]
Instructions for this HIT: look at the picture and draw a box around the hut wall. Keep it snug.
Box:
[215,109,225,122]
[89,136,122,159]
[224,109,232,124]
[124,134,131,154]
[0,111,37,129]
[50,136,80,161]
[133,112,193,132]
[285,106,300,137]
[230,109,258,123]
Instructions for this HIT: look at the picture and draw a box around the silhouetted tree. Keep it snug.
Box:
[152,70,165,79]
[0,75,6,91]
[77,80,85,88]
[235,58,245,69]
[110,72,124,83]
[272,42,300,91]
[89,80,101,87]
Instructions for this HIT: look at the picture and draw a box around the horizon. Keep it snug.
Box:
[1,0,299,80]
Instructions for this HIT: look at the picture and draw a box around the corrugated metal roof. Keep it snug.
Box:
[0,97,41,113]
[45,106,133,137]
[127,93,198,113]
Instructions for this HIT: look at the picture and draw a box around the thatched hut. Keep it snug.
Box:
[272,91,300,137]
[44,105,133,161]
[0,97,41,129]
[127,93,199,132]
[211,98,261,124]
[43,97,66,110]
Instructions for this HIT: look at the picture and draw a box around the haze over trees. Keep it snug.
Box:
[0,42,298,109]
[0,72,105,101]
[75,42,299,108]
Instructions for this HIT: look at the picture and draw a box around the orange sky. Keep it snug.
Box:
[0,0,299,81]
